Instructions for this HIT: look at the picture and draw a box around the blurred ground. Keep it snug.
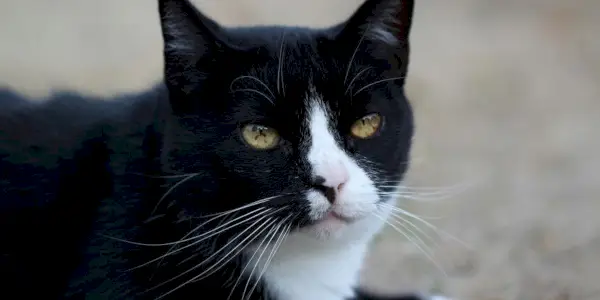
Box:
[1,0,599,299]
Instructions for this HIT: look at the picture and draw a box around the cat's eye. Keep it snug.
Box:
[350,113,383,139]
[241,124,280,150]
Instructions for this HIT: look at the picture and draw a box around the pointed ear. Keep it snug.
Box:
[158,0,224,97]
[341,0,414,46]
[336,0,414,73]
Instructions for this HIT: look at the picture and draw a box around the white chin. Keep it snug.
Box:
[305,217,350,240]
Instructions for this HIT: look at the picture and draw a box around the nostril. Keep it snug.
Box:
[311,175,348,204]
[312,175,326,187]
[324,187,336,204]
[311,176,337,204]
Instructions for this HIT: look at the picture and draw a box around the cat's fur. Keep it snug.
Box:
[0,0,448,299]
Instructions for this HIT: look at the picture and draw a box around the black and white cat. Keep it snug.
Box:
[0,0,451,299]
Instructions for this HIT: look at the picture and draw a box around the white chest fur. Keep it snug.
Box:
[243,210,390,300]
[250,234,371,300]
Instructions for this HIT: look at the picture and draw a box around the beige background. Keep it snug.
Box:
[2,0,600,299]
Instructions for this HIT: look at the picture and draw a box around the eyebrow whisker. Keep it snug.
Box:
[231,88,275,105]
[230,75,276,99]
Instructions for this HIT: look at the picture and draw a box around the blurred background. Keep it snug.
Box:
[1,0,599,299]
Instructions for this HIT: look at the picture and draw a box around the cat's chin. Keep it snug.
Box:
[297,211,384,242]
[299,195,396,242]
[304,213,357,240]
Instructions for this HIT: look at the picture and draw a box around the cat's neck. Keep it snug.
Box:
[255,238,370,300]
[243,211,390,300]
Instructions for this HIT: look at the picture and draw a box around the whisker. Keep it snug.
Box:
[345,187,461,203]
[149,215,272,296]
[229,75,275,99]
[134,193,287,246]
[231,88,274,105]
[380,203,472,250]
[104,207,269,249]
[277,31,286,96]
[357,181,475,203]
[384,192,458,202]
[152,173,199,215]
[226,220,282,300]
[387,212,440,250]
[124,194,290,266]
[345,66,373,95]
[344,23,370,85]
[378,190,455,197]
[378,176,485,196]
[199,194,291,219]
[378,185,466,192]
[244,222,291,300]
[388,214,436,256]
[379,181,475,193]
[129,172,200,179]
[189,217,282,282]
[239,221,281,300]
[353,76,406,96]
[382,202,442,220]
[153,215,278,299]
[127,208,274,272]
[143,214,166,224]
[153,209,267,272]
[372,211,447,277]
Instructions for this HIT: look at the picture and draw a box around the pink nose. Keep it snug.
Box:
[311,167,349,204]
[313,175,347,190]
[323,161,349,187]
[329,176,348,193]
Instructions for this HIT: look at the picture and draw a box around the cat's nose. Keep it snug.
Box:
[311,173,348,204]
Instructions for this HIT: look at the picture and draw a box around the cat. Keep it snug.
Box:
[0,0,451,299]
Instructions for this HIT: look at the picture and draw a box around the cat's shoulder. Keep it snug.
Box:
[0,85,166,209]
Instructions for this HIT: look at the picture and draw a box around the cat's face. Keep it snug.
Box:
[158,0,414,241]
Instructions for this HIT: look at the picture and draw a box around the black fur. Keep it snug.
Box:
[0,0,429,299]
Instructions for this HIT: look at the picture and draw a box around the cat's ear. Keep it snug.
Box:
[158,0,225,97]
[340,0,414,46]
[336,0,414,70]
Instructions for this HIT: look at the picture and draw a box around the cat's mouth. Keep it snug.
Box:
[315,210,357,224]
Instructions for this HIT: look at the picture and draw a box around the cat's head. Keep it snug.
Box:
[157,0,414,242]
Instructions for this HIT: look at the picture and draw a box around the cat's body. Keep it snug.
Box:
[0,0,449,299]
[0,87,168,298]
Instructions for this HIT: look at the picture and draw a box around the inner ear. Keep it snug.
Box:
[158,0,227,100]
[158,0,223,62]
[337,0,414,46]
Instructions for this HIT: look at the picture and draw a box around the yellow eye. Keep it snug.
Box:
[241,124,280,150]
[350,113,383,139]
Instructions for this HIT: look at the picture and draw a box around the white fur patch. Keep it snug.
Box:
[244,86,395,300]
[304,97,381,227]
